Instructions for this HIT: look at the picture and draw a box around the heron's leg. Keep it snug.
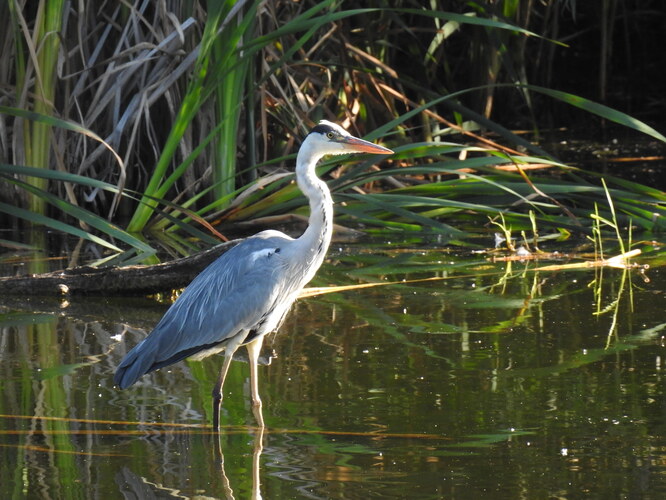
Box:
[212,352,234,432]
[246,336,265,407]
[246,337,265,427]
[251,424,265,497]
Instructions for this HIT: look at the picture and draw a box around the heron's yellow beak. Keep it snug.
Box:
[341,136,393,155]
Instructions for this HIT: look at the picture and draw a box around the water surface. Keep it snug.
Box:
[1,237,665,499]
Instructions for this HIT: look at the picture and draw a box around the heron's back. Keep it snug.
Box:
[114,231,303,389]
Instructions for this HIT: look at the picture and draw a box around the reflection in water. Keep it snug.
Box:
[214,417,265,500]
[1,243,666,498]
[114,423,266,500]
[116,467,187,499]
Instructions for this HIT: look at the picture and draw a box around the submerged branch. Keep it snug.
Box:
[0,245,647,298]
[0,241,238,296]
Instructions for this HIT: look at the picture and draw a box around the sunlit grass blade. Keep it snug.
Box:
[1,163,122,192]
[0,201,121,253]
[521,85,666,143]
[0,106,124,171]
[3,177,154,256]
[339,193,464,235]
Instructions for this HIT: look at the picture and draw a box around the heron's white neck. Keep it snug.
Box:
[291,145,334,283]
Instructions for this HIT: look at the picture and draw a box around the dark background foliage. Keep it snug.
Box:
[1,0,664,260]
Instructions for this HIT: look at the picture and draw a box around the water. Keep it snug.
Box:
[1,237,665,499]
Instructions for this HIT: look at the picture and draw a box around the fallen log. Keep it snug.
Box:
[0,240,239,296]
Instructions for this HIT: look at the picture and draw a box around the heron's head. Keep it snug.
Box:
[301,120,393,159]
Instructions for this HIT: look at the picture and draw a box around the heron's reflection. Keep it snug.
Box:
[214,404,265,500]
[115,405,265,499]
[116,467,187,499]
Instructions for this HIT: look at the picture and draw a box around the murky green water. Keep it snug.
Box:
[1,237,665,499]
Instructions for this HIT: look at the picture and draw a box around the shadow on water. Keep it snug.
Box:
[1,236,666,498]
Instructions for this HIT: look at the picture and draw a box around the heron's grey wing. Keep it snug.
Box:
[114,233,293,389]
[155,255,287,355]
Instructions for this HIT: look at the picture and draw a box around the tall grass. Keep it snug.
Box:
[6,0,65,215]
[0,1,664,266]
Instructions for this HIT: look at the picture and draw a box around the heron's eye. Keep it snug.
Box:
[326,131,334,139]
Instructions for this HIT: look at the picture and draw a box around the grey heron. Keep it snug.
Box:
[114,121,393,430]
